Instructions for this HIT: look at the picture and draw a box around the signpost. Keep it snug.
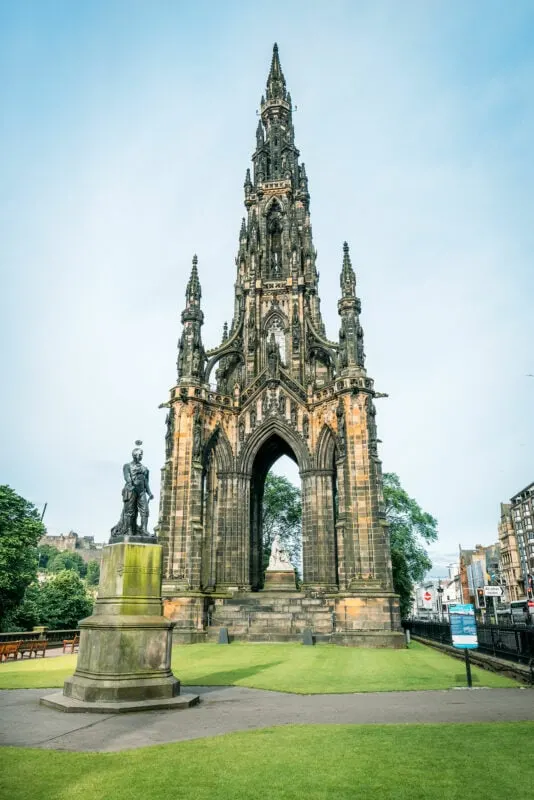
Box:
[483,586,503,598]
[483,586,502,623]
[449,603,478,688]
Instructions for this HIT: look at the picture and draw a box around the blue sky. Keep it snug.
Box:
[1,1,533,574]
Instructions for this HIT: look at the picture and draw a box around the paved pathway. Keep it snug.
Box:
[1,686,533,752]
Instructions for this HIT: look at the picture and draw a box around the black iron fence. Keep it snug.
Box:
[0,629,80,648]
[407,619,534,667]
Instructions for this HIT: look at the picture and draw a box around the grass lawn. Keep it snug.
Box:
[0,641,518,691]
[1,722,533,800]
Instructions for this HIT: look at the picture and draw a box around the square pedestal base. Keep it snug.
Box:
[263,570,297,591]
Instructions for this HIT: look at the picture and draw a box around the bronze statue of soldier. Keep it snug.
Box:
[110,440,155,542]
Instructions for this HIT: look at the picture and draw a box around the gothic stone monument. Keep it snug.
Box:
[41,445,199,712]
[158,45,402,647]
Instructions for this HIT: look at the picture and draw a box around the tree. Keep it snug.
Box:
[37,544,60,570]
[383,473,438,618]
[0,485,45,631]
[3,585,41,632]
[262,473,302,573]
[86,559,100,586]
[35,570,93,629]
[48,550,87,577]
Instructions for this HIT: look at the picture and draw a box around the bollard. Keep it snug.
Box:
[218,627,230,645]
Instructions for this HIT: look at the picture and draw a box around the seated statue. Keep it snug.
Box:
[267,534,293,572]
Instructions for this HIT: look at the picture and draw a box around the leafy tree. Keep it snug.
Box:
[35,570,93,629]
[0,485,45,631]
[37,544,60,570]
[86,559,100,586]
[48,550,87,578]
[383,473,438,618]
[262,473,302,573]
[3,585,41,632]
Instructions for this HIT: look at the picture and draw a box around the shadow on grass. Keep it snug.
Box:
[182,661,285,686]
[454,673,480,684]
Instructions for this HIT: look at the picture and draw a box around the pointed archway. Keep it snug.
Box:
[248,433,299,590]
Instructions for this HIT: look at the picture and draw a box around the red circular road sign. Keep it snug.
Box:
[424,591,432,602]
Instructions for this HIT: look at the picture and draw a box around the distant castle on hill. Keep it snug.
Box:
[38,531,103,563]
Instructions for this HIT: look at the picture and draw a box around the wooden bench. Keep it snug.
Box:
[19,640,47,659]
[0,641,23,662]
[62,635,79,654]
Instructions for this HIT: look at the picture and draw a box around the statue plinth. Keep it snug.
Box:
[263,568,297,592]
[41,541,199,713]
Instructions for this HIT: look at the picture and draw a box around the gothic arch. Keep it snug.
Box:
[315,423,337,470]
[238,416,311,476]
[263,196,286,215]
[262,308,289,333]
[203,424,234,473]
[204,349,245,387]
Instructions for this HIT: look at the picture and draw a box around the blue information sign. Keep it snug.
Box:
[449,603,478,650]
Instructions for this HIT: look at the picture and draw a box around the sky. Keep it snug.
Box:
[1,1,533,576]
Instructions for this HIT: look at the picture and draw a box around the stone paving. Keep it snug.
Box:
[0,686,533,752]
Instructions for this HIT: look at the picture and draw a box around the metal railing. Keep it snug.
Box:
[0,629,80,648]
[407,619,534,667]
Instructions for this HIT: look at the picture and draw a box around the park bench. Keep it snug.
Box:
[62,635,80,654]
[0,641,23,662]
[19,640,47,659]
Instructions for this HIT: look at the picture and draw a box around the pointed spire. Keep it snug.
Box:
[256,119,264,148]
[179,255,205,383]
[222,321,228,341]
[337,242,365,372]
[266,42,287,102]
[299,162,309,195]
[186,254,201,306]
[239,217,247,240]
[340,241,356,298]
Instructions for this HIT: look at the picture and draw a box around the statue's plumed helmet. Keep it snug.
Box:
[132,439,143,459]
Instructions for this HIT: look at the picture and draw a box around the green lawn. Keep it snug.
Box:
[1,723,533,800]
[0,642,518,691]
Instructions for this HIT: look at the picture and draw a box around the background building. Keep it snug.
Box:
[509,481,534,596]
[498,502,524,602]
[459,543,501,608]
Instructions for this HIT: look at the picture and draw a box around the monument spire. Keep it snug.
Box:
[266,42,287,102]
[337,242,365,372]
[159,47,399,646]
[177,255,205,384]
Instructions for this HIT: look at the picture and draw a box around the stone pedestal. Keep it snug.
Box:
[263,569,297,592]
[41,541,199,712]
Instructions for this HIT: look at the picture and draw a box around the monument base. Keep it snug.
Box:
[60,615,180,703]
[42,541,192,711]
[263,569,297,592]
[167,587,402,645]
[40,691,199,714]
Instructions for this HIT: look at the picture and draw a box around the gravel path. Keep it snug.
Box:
[0,686,533,752]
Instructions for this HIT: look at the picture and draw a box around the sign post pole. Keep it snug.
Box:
[464,649,472,688]
[449,603,478,688]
